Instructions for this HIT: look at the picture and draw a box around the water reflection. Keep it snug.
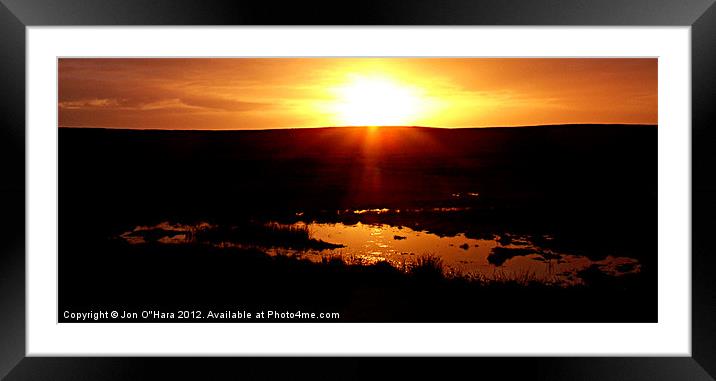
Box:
[117,219,640,286]
[286,222,640,285]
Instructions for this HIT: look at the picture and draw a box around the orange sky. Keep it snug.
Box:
[58,58,657,129]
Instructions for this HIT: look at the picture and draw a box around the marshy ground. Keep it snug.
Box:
[59,125,656,322]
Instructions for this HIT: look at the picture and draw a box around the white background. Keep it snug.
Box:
[27,27,691,356]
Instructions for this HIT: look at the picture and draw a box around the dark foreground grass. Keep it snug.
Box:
[59,239,655,322]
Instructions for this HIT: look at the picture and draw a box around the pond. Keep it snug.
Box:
[118,219,641,286]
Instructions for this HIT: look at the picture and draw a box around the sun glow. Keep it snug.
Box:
[328,75,429,126]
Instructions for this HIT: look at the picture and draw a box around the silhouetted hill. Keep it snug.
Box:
[60,124,655,219]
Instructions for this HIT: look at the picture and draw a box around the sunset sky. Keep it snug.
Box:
[58,58,657,129]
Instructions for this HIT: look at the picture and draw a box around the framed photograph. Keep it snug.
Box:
[1,0,714,379]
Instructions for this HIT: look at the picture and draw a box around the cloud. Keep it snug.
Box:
[59,96,273,114]
[178,96,272,112]
[59,98,122,109]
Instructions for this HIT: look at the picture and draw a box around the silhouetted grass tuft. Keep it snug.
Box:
[410,254,444,281]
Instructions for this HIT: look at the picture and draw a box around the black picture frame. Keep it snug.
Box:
[1,0,714,379]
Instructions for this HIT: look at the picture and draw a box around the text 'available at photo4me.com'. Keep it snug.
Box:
[62,308,341,322]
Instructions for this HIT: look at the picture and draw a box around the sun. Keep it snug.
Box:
[328,75,426,126]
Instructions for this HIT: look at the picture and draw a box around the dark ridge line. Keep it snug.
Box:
[58,123,658,132]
